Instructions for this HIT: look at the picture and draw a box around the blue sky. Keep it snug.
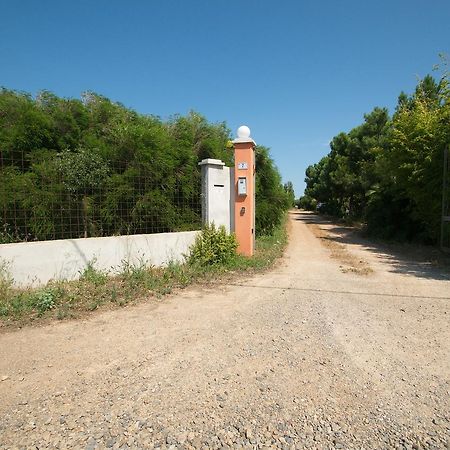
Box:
[1,0,449,196]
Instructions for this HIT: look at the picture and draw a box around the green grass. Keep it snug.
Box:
[0,216,288,328]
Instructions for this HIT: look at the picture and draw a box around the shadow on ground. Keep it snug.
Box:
[291,210,450,282]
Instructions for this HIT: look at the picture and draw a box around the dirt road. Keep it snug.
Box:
[1,211,449,449]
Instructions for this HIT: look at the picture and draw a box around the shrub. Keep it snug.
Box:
[188,223,238,266]
[30,287,61,315]
[297,195,317,211]
[255,146,291,236]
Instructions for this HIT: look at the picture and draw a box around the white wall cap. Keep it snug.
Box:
[232,137,257,145]
[198,158,226,166]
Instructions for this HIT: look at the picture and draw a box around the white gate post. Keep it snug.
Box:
[199,159,234,232]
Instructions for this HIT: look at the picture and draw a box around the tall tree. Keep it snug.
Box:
[302,69,450,244]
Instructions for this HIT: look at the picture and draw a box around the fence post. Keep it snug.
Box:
[198,159,232,232]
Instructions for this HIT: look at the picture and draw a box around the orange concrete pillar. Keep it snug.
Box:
[233,126,256,256]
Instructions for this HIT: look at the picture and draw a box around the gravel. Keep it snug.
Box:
[0,211,449,449]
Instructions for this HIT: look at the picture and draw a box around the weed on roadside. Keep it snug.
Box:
[79,259,108,286]
[0,215,288,328]
[30,287,61,316]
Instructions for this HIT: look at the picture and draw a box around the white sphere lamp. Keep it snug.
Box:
[237,125,251,139]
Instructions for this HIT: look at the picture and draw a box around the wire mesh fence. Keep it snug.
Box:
[0,150,202,243]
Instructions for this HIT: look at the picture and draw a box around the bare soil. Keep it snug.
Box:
[306,221,373,275]
[0,211,449,449]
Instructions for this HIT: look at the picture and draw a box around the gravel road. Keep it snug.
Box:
[1,211,449,449]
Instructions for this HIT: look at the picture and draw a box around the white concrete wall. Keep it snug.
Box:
[2,159,235,288]
[230,167,235,233]
[0,231,199,287]
[199,159,234,232]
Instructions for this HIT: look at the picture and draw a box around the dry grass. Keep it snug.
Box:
[0,218,289,331]
[308,222,373,275]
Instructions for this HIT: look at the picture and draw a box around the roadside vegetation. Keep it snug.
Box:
[299,57,450,245]
[0,217,288,329]
[0,89,292,242]
[0,86,293,329]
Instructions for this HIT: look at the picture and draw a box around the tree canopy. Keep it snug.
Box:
[301,64,450,244]
[0,89,291,242]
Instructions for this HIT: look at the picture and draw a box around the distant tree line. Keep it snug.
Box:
[299,63,450,244]
[0,89,292,243]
